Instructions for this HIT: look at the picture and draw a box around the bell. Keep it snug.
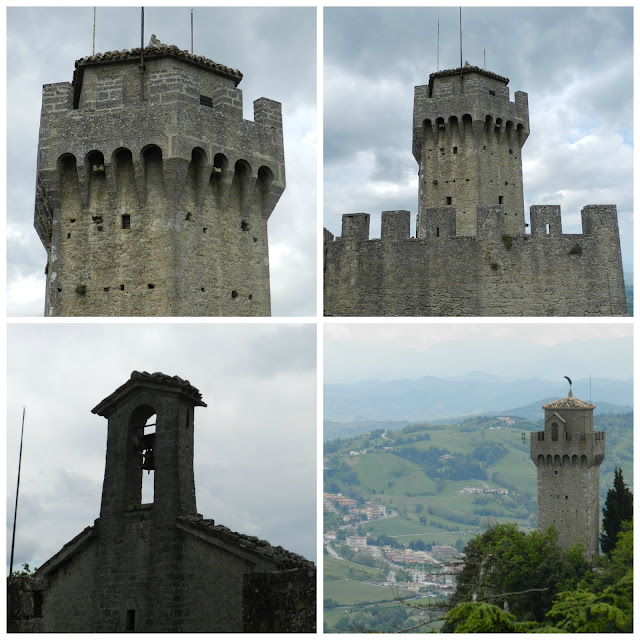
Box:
[142,447,155,472]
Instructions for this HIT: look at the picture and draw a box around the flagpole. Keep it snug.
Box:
[9,408,26,576]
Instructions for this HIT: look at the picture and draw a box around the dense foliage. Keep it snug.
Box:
[600,467,633,556]
[443,520,633,633]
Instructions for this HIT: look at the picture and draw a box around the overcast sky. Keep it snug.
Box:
[7,6,317,317]
[324,6,633,272]
[6,323,317,572]
[325,323,633,385]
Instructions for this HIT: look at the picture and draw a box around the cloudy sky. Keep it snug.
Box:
[7,6,317,316]
[6,323,317,572]
[325,323,633,385]
[324,6,633,272]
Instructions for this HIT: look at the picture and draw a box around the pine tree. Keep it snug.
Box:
[600,467,633,555]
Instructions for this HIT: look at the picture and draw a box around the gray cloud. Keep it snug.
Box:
[7,324,317,571]
[324,7,633,271]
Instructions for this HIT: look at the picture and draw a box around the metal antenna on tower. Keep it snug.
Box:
[459,7,463,81]
[437,18,440,72]
[92,7,96,55]
[9,408,26,576]
[191,9,194,54]
[140,7,145,102]
[484,48,486,71]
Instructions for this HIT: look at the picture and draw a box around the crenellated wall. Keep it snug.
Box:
[324,205,627,316]
[35,46,285,317]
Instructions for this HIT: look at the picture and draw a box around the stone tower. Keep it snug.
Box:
[530,389,605,557]
[90,371,206,631]
[413,63,529,236]
[34,37,285,317]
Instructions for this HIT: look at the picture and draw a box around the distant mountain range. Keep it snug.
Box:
[324,374,632,428]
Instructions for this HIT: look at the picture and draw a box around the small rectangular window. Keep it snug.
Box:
[200,95,213,108]
[489,90,496,96]
[126,610,135,632]
[122,214,131,230]
[498,196,504,204]
[446,197,452,206]
[452,147,458,155]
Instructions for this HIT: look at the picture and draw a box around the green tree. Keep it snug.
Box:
[600,467,633,555]
[445,524,587,628]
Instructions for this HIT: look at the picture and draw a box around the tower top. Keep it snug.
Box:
[72,38,243,106]
[92,370,207,417]
[542,393,595,411]
[427,63,509,97]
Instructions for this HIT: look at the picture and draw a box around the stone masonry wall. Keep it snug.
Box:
[36,53,284,317]
[324,205,627,316]
[7,576,47,633]
[243,567,317,633]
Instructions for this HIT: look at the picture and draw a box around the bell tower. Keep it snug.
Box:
[92,370,207,520]
[530,387,605,557]
[413,63,529,236]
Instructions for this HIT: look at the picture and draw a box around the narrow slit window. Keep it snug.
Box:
[498,196,504,204]
[446,197,452,206]
[452,147,458,155]
[126,610,135,632]
[122,214,131,229]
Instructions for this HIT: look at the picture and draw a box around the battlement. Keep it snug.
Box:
[35,42,285,317]
[324,204,626,316]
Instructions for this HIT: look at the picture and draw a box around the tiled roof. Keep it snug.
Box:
[429,64,509,85]
[543,393,596,410]
[73,38,243,87]
[178,514,314,568]
[92,370,206,416]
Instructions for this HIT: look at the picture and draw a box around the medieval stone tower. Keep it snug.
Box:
[34,37,285,317]
[530,389,605,558]
[413,64,529,237]
[31,372,315,632]
[324,63,627,317]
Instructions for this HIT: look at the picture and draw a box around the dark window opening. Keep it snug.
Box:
[446,197,452,206]
[203,227,207,233]
[185,212,192,221]
[200,95,213,108]
[241,220,250,231]
[436,227,440,237]
[253,237,258,243]
[499,196,504,204]
[104,287,110,292]
[70,218,76,223]
[453,147,458,155]
[147,284,154,289]
[231,290,238,299]
[92,216,103,224]
[67,233,71,239]
[489,90,496,96]
[57,288,62,292]
[119,284,125,291]
[122,214,131,229]
[248,294,253,301]
[126,610,135,632]
[201,287,205,292]
[509,149,513,154]
[34,592,44,618]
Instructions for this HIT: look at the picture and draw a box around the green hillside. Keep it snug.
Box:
[324,412,633,632]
